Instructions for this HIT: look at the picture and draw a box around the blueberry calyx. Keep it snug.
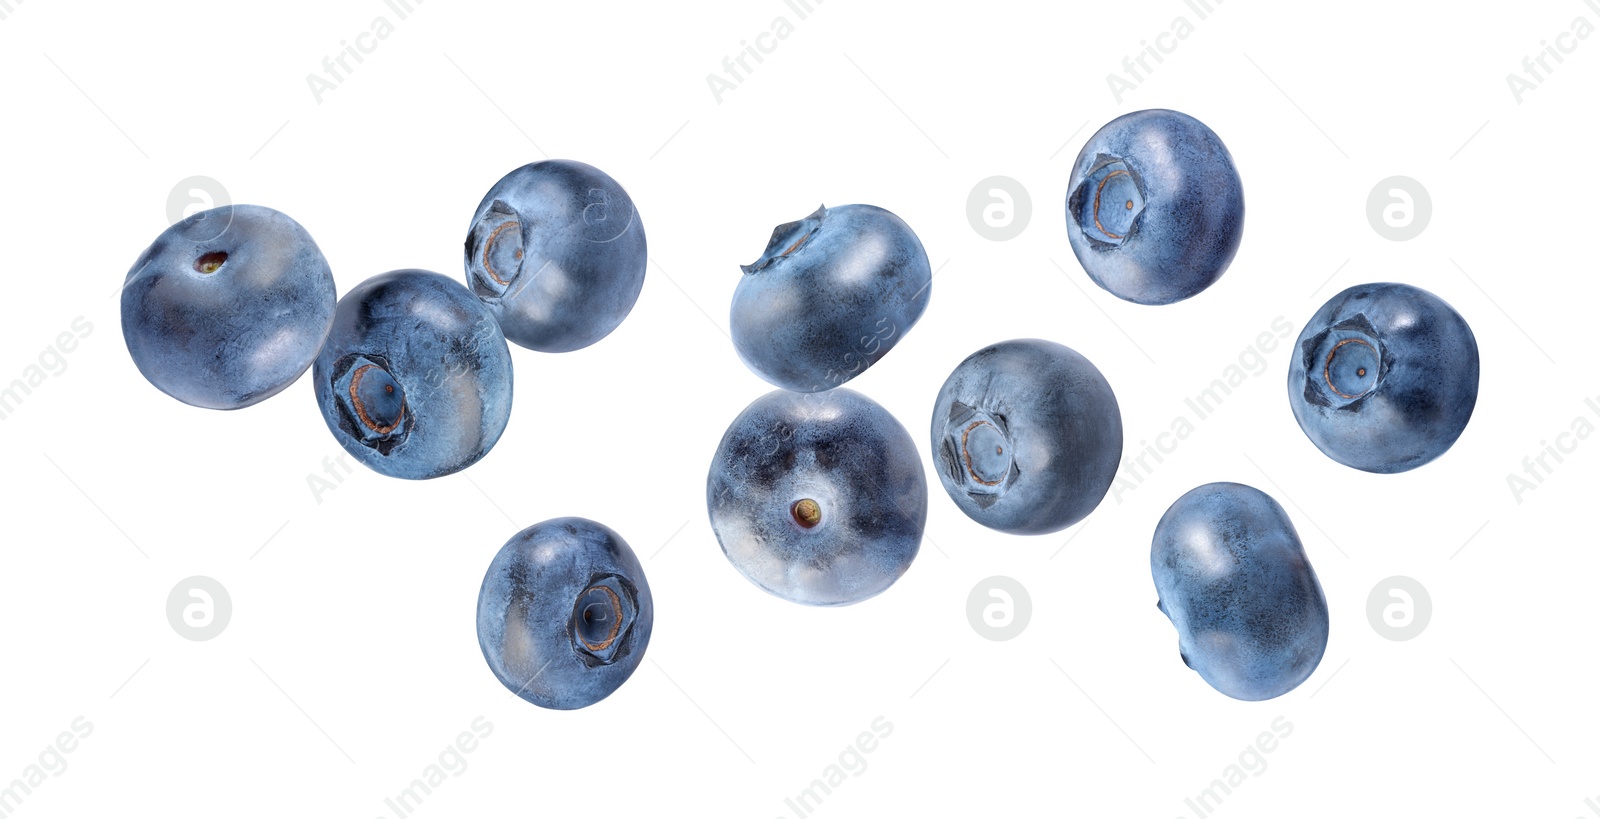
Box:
[466,200,527,297]
[741,205,827,275]
[1298,314,1388,410]
[330,354,410,454]
[1070,155,1146,248]
[939,402,1019,508]
[569,574,638,667]
[791,498,822,529]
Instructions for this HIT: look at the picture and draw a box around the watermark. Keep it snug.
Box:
[0,318,95,423]
[1578,793,1600,817]
[167,174,230,221]
[966,176,1031,241]
[777,716,892,818]
[967,576,1032,641]
[1506,1,1598,104]
[1505,395,1600,504]
[749,317,899,394]
[421,312,504,390]
[306,0,424,104]
[811,317,897,392]
[1112,316,1294,502]
[1366,176,1431,241]
[706,0,823,104]
[1106,0,1225,102]
[307,451,359,505]
[166,576,232,642]
[0,717,94,816]
[1175,716,1292,818]
[0,0,26,23]
[1367,576,1431,641]
[377,716,493,819]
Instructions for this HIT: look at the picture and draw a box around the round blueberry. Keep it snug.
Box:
[476,518,653,710]
[1065,109,1244,305]
[731,204,931,393]
[1288,282,1478,473]
[464,159,647,352]
[313,270,513,480]
[707,388,927,606]
[1151,482,1329,701]
[930,339,1123,535]
[121,204,335,409]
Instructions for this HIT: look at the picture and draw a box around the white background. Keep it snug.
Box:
[1,1,1597,816]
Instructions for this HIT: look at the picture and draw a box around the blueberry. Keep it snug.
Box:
[1288,282,1479,473]
[313,269,512,480]
[731,204,931,392]
[929,339,1122,535]
[476,517,653,710]
[121,205,335,409]
[707,388,926,606]
[464,159,647,352]
[1065,110,1244,305]
[1151,482,1329,701]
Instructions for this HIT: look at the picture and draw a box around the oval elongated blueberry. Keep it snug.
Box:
[1065,110,1244,305]
[707,389,927,606]
[731,204,931,392]
[121,204,335,409]
[477,518,653,710]
[1288,282,1478,473]
[464,159,647,352]
[929,339,1123,535]
[1151,482,1329,701]
[313,270,512,479]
